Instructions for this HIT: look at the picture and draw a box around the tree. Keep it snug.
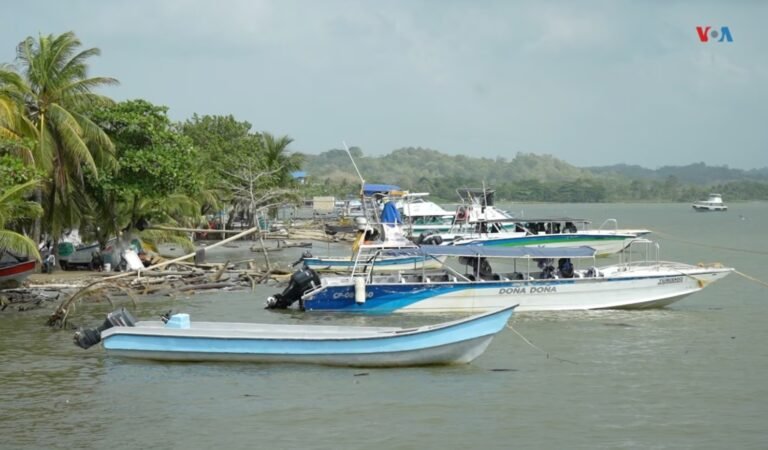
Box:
[0,84,37,163]
[258,132,303,185]
[0,31,118,246]
[0,179,42,259]
[86,99,202,249]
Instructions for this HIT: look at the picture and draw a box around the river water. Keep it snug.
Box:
[2,203,766,450]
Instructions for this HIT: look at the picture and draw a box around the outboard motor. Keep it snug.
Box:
[292,250,313,269]
[416,232,443,246]
[74,307,137,349]
[266,268,321,310]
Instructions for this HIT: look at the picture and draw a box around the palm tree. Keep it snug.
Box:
[0,180,42,260]
[0,31,118,245]
[0,73,38,163]
[259,132,303,185]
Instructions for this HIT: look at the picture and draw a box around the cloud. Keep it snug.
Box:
[1,0,766,168]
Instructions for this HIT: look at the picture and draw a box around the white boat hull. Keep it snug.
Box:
[104,335,495,366]
[96,306,516,367]
[447,231,637,256]
[692,204,727,212]
[301,265,733,313]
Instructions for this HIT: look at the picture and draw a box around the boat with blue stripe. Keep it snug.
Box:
[436,217,650,256]
[74,305,517,367]
[268,241,732,313]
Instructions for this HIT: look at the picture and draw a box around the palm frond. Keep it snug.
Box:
[0,229,40,260]
[138,229,195,253]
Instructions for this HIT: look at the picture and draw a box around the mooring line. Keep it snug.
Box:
[653,230,768,256]
[734,270,768,289]
[651,231,768,287]
[506,323,578,364]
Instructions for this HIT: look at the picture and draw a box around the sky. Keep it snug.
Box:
[2,1,766,169]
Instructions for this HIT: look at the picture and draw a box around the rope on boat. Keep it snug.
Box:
[734,270,768,289]
[506,322,578,364]
[653,230,768,256]
[652,231,768,288]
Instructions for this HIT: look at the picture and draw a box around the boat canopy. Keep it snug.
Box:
[416,245,596,259]
[363,184,402,196]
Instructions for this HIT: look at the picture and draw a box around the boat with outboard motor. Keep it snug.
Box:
[73,305,516,367]
[267,239,732,313]
[692,194,727,212]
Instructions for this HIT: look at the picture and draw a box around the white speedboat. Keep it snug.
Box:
[269,240,733,313]
[692,194,727,212]
[429,214,650,256]
[398,193,456,235]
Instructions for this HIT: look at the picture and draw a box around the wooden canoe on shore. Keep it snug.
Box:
[0,260,36,288]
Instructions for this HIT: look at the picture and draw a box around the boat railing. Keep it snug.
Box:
[598,218,619,231]
[616,238,660,269]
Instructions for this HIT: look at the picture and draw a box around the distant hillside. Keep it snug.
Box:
[303,146,593,187]
[299,148,768,202]
[588,162,768,185]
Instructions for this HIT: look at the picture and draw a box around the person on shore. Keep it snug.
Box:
[42,252,56,274]
[90,252,104,272]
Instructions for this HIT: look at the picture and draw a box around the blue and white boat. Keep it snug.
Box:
[301,201,446,273]
[432,215,651,257]
[301,245,446,272]
[269,240,732,313]
[74,306,516,367]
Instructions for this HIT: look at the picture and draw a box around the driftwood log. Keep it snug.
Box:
[45,226,289,328]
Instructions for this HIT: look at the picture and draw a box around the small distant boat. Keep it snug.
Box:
[73,306,516,367]
[0,260,36,287]
[692,194,727,212]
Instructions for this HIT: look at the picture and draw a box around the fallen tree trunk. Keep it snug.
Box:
[176,282,238,292]
[47,226,262,328]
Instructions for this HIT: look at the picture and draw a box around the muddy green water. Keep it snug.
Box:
[2,203,767,450]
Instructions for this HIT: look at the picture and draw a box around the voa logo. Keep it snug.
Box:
[696,26,733,43]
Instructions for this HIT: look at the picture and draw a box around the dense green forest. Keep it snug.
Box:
[300,147,768,203]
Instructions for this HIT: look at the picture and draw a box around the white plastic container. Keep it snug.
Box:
[354,277,366,304]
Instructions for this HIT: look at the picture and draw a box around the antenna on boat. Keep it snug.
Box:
[342,141,378,227]
[343,141,365,191]
[481,180,488,215]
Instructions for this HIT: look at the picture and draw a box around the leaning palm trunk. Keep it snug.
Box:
[32,188,42,244]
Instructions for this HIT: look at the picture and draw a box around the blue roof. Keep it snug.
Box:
[363,183,401,196]
[291,171,307,178]
[417,245,596,259]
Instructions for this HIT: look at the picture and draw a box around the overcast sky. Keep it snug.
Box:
[2,1,766,169]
